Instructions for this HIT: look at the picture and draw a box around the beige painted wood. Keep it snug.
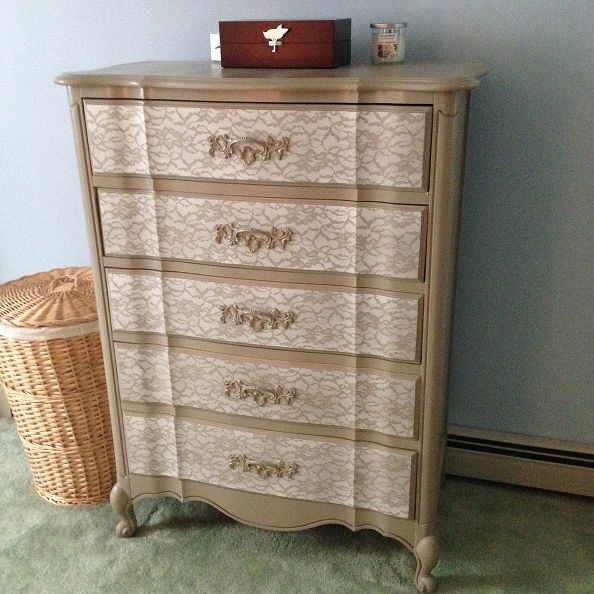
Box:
[113,332,424,376]
[415,91,470,542]
[78,84,436,106]
[93,175,432,205]
[67,94,130,485]
[59,61,485,594]
[102,256,427,295]
[121,400,421,450]
[127,473,417,549]
[56,60,487,94]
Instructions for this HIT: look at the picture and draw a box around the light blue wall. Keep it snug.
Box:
[2,2,592,444]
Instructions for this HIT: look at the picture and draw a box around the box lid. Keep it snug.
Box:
[219,19,351,45]
[0,267,97,329]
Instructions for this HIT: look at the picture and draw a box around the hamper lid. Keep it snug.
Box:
[0,267,97,329]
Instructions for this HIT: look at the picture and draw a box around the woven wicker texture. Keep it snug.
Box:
[0,267,97,328]
[0,267,115,505]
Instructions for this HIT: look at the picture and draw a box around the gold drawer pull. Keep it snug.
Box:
[208,134,289,166]
[225,379,296,406]
[229,454,298,479]
[214,223,293,253]
[220,304,295,333]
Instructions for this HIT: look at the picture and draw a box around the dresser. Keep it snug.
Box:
[57,61,484,593]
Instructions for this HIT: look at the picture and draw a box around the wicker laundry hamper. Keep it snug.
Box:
[0,267,115,505]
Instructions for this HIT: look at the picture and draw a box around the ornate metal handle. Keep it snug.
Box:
[220,304,295,333]
[214,223,293,253]
[229,454,298,479]
[225,379,296,406]
[208,134,289,166]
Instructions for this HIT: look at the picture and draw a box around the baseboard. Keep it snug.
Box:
[445,425,594,498]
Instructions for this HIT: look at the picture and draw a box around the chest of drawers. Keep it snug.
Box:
[57,61,484,593]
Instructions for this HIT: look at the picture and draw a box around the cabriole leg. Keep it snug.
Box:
[110,483,137,537]
[414,535,439,593]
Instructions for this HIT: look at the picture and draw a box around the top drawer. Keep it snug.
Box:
[84,101,431,190]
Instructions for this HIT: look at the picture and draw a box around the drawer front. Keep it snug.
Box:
[99,190,427,280]
[85,101,430,189]
[106,271,422,362]
[115,343,418,438]
[124,413,415,518]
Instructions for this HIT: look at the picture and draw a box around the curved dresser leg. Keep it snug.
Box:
[414,535,439,593]
[110,483,137,537]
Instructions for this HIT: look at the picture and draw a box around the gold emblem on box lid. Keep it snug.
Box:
[263,24,289,52]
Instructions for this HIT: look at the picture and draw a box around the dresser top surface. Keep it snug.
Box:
[55,60,486,92]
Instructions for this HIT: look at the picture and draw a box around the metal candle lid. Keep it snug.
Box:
[370,23,407,28]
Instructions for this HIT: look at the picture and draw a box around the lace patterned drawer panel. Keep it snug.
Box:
[115,343,418,438]
[99,190,426,281]
[106,271,422,362]
[84,101,430,189]
[123,413,414,518]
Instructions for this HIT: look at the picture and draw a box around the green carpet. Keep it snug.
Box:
[1,418,592,594]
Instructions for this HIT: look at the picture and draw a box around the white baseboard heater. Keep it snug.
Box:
[445,425,594,498]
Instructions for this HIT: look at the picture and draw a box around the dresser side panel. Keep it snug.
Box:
[66,89,131,486]
[417,90,470,536]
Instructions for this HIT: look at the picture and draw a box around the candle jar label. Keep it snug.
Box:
[377,32,398,58]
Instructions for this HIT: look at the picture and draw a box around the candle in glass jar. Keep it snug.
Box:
[370,23,407,64]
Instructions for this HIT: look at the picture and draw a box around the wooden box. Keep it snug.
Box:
[219,19,351,68]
